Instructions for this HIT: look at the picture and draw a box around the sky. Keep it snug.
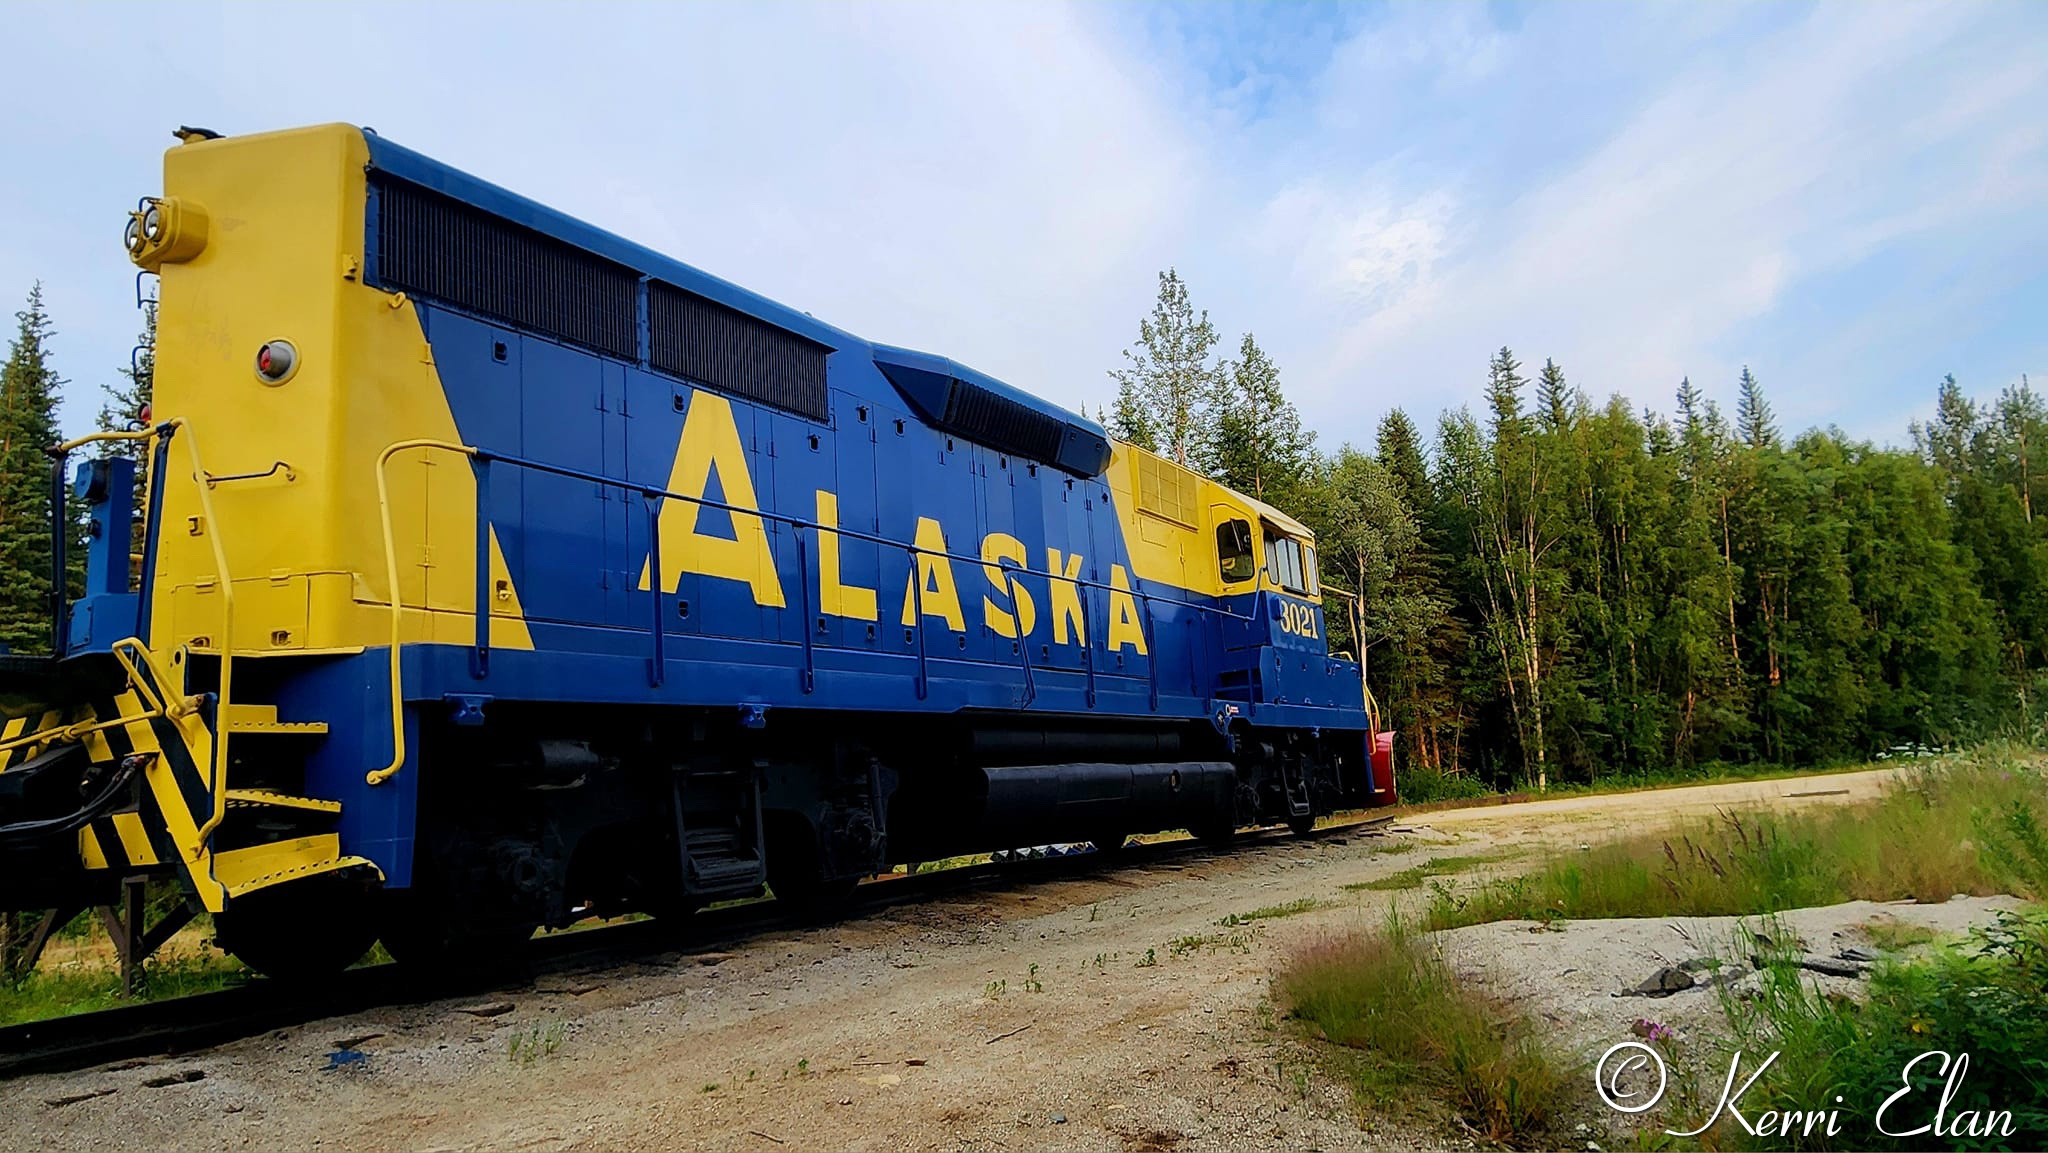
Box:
[2,0,2043,450]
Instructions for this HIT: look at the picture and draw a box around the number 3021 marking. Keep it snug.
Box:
[1278,600,1319,639]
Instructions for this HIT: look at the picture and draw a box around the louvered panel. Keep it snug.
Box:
[372,176,639,360]
[648,281,829,421]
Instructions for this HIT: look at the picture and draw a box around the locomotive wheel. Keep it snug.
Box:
[1287,811,1317,837]
[213,874,378,981]
[377,890,538,974]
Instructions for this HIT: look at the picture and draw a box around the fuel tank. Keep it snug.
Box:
[891,760,1236,859]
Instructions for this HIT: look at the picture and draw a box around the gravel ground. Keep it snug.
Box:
[0,767,1913,1152]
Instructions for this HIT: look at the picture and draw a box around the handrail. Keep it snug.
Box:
[1317,583,1379,731]
[372,437,1329,784]
[50,428,158,455]
[454,444,1262,627]
[46,420,238,854]
[369,439,476,785]
[171,422,236,846]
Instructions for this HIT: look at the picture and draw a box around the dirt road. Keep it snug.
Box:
[0,768,1899,1152]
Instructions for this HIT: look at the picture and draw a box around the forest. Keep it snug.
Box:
[1105,270,2045,796]
[2,273,2041,797]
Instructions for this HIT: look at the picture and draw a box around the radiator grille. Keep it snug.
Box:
[372,176,639,360]
[649,281,829,421]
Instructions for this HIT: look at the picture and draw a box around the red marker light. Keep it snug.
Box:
[253,339,296,384]
[138,403,152,424]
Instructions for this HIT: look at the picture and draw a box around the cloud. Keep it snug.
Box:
[1233,2,2047,443]
[1,0,2042,453]
[1,1,1190,429]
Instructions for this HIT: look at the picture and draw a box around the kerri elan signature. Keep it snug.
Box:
[1596,1042,2016,1140]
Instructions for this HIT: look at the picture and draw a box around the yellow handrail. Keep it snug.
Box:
[51,427,158,455]
[169,423,236,844]
[50,421,236,852]
[368,438,478,786]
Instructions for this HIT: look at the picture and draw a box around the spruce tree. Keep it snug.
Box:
[1374,409,1431,512]
[1485,347,1526,440]
[1209,333,1312,503]
[96,302,156,568]
[1737,367,1777,449]
[1373,409,1464,772]
[1105,376,1158,452]
[1108,269,1223,469]
[0,285,65,653]
[1536,358,1576,433]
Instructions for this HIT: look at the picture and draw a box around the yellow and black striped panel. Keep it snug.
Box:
[0,710,63,770]
[72,690,197,876]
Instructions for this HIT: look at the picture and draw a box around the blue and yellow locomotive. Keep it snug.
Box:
[0,125,1393,977]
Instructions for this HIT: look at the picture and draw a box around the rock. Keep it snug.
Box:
[1838,946,1883,963]
[44,1087,117,1108]
[1051,1113,1068,1125]
[456,1001,515,1017]
[1632,966,1696,997]
[142,1070,207,1088]
[1676,957,1718,973]
[1798,955,1866,978]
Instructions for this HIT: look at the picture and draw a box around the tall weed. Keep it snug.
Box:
[1278,915,1571,1147]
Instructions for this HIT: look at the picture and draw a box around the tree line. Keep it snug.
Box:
[1105,269,2044,793]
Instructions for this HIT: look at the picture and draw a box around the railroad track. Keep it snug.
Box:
[0,815,1394,1080]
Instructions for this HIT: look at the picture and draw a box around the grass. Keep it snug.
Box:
[1394,756,1885,815]
[1423,744,2048,930]
[1860,916,1939,952]
[1715,908,2048,1150]
[1216,897,1321,925]
[1345,853,1513,892]
[1278,914,1572,1147]
[0,949,246,1027]
[1281,745,2047,1150]
[1168,929,1255,957]
[507,1017,568,1065]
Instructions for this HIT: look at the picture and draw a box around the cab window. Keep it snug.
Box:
[1217,518,1256,584]
[1303,544,1320,596]
[1264,533,1310,594]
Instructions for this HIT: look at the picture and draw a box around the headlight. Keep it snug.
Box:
[125,195,209,270]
